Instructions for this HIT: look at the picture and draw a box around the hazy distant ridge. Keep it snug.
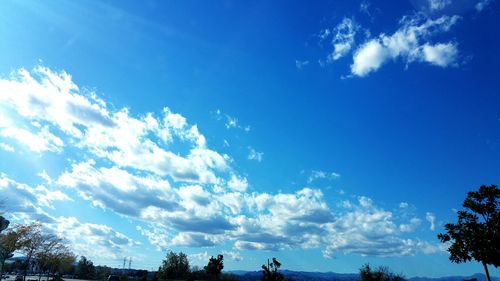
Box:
[229,270,497,281]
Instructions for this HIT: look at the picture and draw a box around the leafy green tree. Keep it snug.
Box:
[359,264,405,281]
[205,254,224,280]
[261,258,285,281]
[76,256,96,280]
[437,184,499,281]
[157,251,190,280]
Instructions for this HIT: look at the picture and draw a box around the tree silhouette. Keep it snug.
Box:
[438,184,499,281]
[157,251,190,280]
[75,256,96,280]
[261,258,285,281]
[0,216,15,279]
[359,264,405,281]
[0,216,9,234]
[205,254,224,280]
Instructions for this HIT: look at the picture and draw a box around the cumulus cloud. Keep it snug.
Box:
[49,216,139,260]
[0,66,441,258]
[0,67,228,184]
[0,174,70,222]
[351,14,460,76]
[227,175,249,192]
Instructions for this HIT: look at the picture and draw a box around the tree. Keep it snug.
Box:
[359,264,405,281]
[0,217,19,279]
[0,216,9,234]
[16,223,44,281]
[157,251,190,280]
[76,256,96,280]
[438,184,499,281]
[205,254,224,280]
[96,266,112,281]
[36,235,75,281]
[261,258,285,281]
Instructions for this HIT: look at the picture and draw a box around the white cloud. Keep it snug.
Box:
[0,66,114,139]
[0,142,14,152]
[0,66,228,184]
[428,0,451,11]
[137,225,170,251]
[426,212,436,231]
[399,202,409,208]
[0,126,63,153]
[351,15,460,76]
[422,42,458,67]
[248,147,263,162]
[399,217,422,232]
[308,170,341,183]
[360,1,372,16]
[213,109,250,132]
[49,216,139,260]
[56,159,180,217]
[171,232,217,247]
[222,250,243,261]
[227,175,249,192]
[329,18,360,61]
[295,60,310,69]
[0,174,70,222]
[475,0,493,11]
[0,66,442,258]
[351,40,388,76]
[189,251,210,262]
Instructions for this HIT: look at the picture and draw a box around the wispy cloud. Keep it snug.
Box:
[475,0,494,11]
[295,60,310,69]
[426,212,436,231]
[213,109,251,132]
[428,0,451,11]
[308,170,341,183]
[248,147,264,162]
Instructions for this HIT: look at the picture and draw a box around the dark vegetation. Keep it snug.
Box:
[0,184,498,281]
[438,185,499,281]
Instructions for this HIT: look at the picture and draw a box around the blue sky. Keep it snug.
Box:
[0,0,499,277]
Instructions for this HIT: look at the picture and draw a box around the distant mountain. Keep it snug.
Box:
[409,273,499,281]
[228,270,497,281]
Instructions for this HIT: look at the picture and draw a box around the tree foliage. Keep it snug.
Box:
[76,256,96,280]
[205,254,224,280]
[157,251,190,280]
[0,216,15,278]
[359,264,405,281]
[0,216,9,234]
[437,184,499,281]
[261,258,285,281]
